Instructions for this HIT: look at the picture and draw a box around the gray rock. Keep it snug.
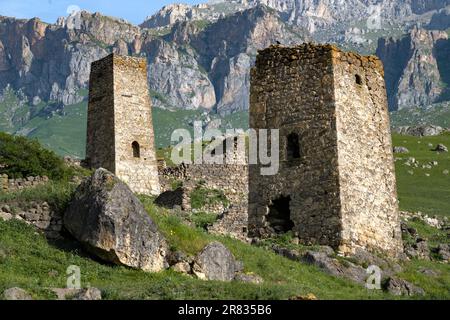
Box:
[64,168,168,272]
[192,242,237,281]
[0,211,12,221]
[436,244,450,261]
[393,146,410,154]
[3,287,33,300]
[419,268,439,276]
[301,251,367,284]
[433,144,448,152]
[393,125,444,137]
[234,273,263,284]
[352,248,402,275]
[171,262,192,274]
[72,288,102,300]
[385,277,425,296]
[404,239,431,261]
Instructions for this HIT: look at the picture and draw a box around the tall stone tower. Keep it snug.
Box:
[248,44,403,257]
[86,53,160,195]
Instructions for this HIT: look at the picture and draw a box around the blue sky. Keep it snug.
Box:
[0,0,205,25]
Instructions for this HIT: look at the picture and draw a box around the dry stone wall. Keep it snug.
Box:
[159,163,249,240]
[0,174,49,192]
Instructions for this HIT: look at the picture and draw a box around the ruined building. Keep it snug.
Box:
[248,44,403,257]
[86,54,160,195]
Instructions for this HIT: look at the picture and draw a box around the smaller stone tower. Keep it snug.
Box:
[248,44,403,257]
[86,53,160,195]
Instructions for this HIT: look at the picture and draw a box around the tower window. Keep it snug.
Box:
[132,141,140,158]
[355,74,363,85]
[287,133,301,160]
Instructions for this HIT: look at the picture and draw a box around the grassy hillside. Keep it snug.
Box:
[0,189,448,300]
[392,132,450,217]
[0,132,449,300]
[390,103,450,129]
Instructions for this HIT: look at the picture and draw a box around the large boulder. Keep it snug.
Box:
[192,242,237,281]
[64,168,168,272]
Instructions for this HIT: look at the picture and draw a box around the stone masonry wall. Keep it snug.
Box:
[249,44,343,247]
[112,55,160,195]
[332,50,403,256]
[0,174,49,192]
[249,43,402,257]
[86,54,160,195]
[159,163,249,240]
[86,55,116,172]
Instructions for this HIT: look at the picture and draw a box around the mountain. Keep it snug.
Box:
[0,0,449,157]
[377,27,450,110]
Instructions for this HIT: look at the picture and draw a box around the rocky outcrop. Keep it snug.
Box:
[428,6,450,30]
[385,277,425,296]
[0,1,449,121]
[63,168,168,272]
[143,1,450,34]
[51,287,102,300]
[393,125,445,136]
[144,38,216,110]
[376,27,449,110]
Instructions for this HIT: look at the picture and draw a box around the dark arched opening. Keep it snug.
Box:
[267,195,294,234]
[132,141,140,158]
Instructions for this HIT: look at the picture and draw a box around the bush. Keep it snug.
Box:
[0,132,72,180]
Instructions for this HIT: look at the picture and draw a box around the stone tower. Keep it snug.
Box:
[248,44,402,257]
[86,53,160,195]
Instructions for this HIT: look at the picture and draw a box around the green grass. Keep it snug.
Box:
[0,182,448,300]
[190,185,229,210]
[393,132,450,217]
[0,181,76,213]
[0,206,390,300]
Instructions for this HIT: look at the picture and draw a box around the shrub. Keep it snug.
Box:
[0,132,72,180]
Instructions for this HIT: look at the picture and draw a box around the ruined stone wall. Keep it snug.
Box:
[159,163,249,240]
[0,174,49,192]
[86,54,160,195]
[159,163,248,206]
[112,55,160,195]
[249,44,343,247]
[332,50,403,256]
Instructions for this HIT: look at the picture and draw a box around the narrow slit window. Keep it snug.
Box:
[132,141,140,158]
[287,133,301,160]
[355,74,363,85]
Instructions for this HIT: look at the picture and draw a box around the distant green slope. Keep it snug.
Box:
[390,103,450,129]
[393,133,450,217]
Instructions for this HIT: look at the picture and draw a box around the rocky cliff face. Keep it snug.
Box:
[142,0,450,33]
[0,0,449,124]
[0,6,307,117]
[376,27,449,110]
